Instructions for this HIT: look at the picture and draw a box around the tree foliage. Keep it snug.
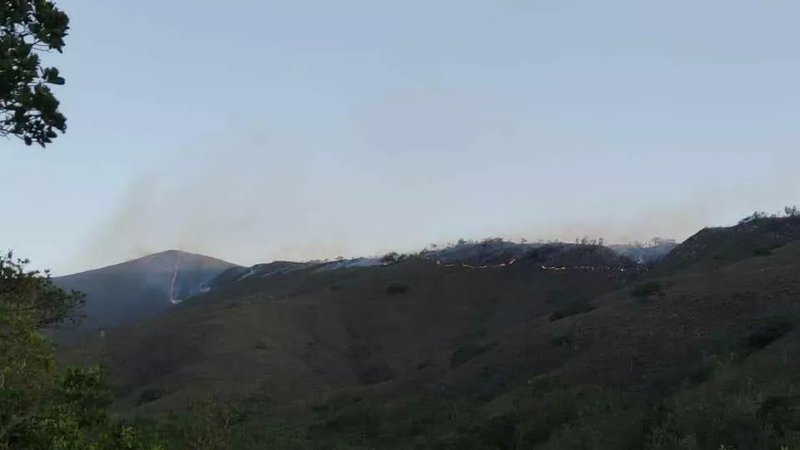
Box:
[1,0,69,147]
[0,251,84,328]
[0,253,163,449]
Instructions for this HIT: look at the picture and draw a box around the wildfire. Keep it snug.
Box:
[435,258,627,272]
[435,258,518,270]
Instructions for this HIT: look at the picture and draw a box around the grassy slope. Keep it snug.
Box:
[63,220,800,448]
[64,257,630,413]
[657,216,800,274]
[221,240,800,449]
[52,250,238,344]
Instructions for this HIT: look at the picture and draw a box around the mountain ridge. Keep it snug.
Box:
[51,250,238,344]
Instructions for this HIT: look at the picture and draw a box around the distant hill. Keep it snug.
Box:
[51,250,238,344]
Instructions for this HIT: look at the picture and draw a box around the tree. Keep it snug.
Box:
[0,253,164,449]
[1,0,69,147]
[380,252,401,265]
[0,252,84,328]
[785,205,799,217]
[738,211,767,225]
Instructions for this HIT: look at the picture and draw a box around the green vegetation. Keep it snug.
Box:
[1,0,69,146]
[215,360,800,450]
[712,315,796,359]
[644,364,800,450]
[47,234,800,449]
[7,212,800,449]
[152,354,800,450]
[0,253,243,449]
[0,252,163,449]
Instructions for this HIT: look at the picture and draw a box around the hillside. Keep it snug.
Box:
[658,215,800,273]
[65,254,633,411]
[422,239,652,268]
[51,250,238,344]
[60,218,800,449]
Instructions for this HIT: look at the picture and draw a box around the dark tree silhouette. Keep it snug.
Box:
[1,0,69,147]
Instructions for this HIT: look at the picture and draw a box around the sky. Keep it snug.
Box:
[3,0,800,275]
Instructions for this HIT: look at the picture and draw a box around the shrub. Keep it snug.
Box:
[451,342,496,367]
[711,316,795,358]
[645,365,800,450]
[550,327,575,347]
[752,247,773,256]
[137,387,166,406]
[549,303,594,322]
[551,335,573,347]
[477,414,519,450]
[386,281,409,294]
[380,252,402,264]
[630,281,662,299]
[359,364,396,385]
[746,319,793,349]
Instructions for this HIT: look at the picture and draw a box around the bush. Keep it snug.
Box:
[630,281,662,299]
[386,281,409,294]
[549,303,594,322]
[0,253,165,449]
[752,247,773,256]
[645,365,800,450]
[359,364,396,385]
[550,335,572,347]
[137,387,166,406]
[380,252,405,264]
[746,319,793,349]
[450,342,496,367]
[477,414,519,450]
[550,330,574,347]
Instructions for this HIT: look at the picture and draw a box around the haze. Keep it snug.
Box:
[3,0,800,275]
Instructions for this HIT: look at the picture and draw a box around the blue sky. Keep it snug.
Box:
[3,0,800,274]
